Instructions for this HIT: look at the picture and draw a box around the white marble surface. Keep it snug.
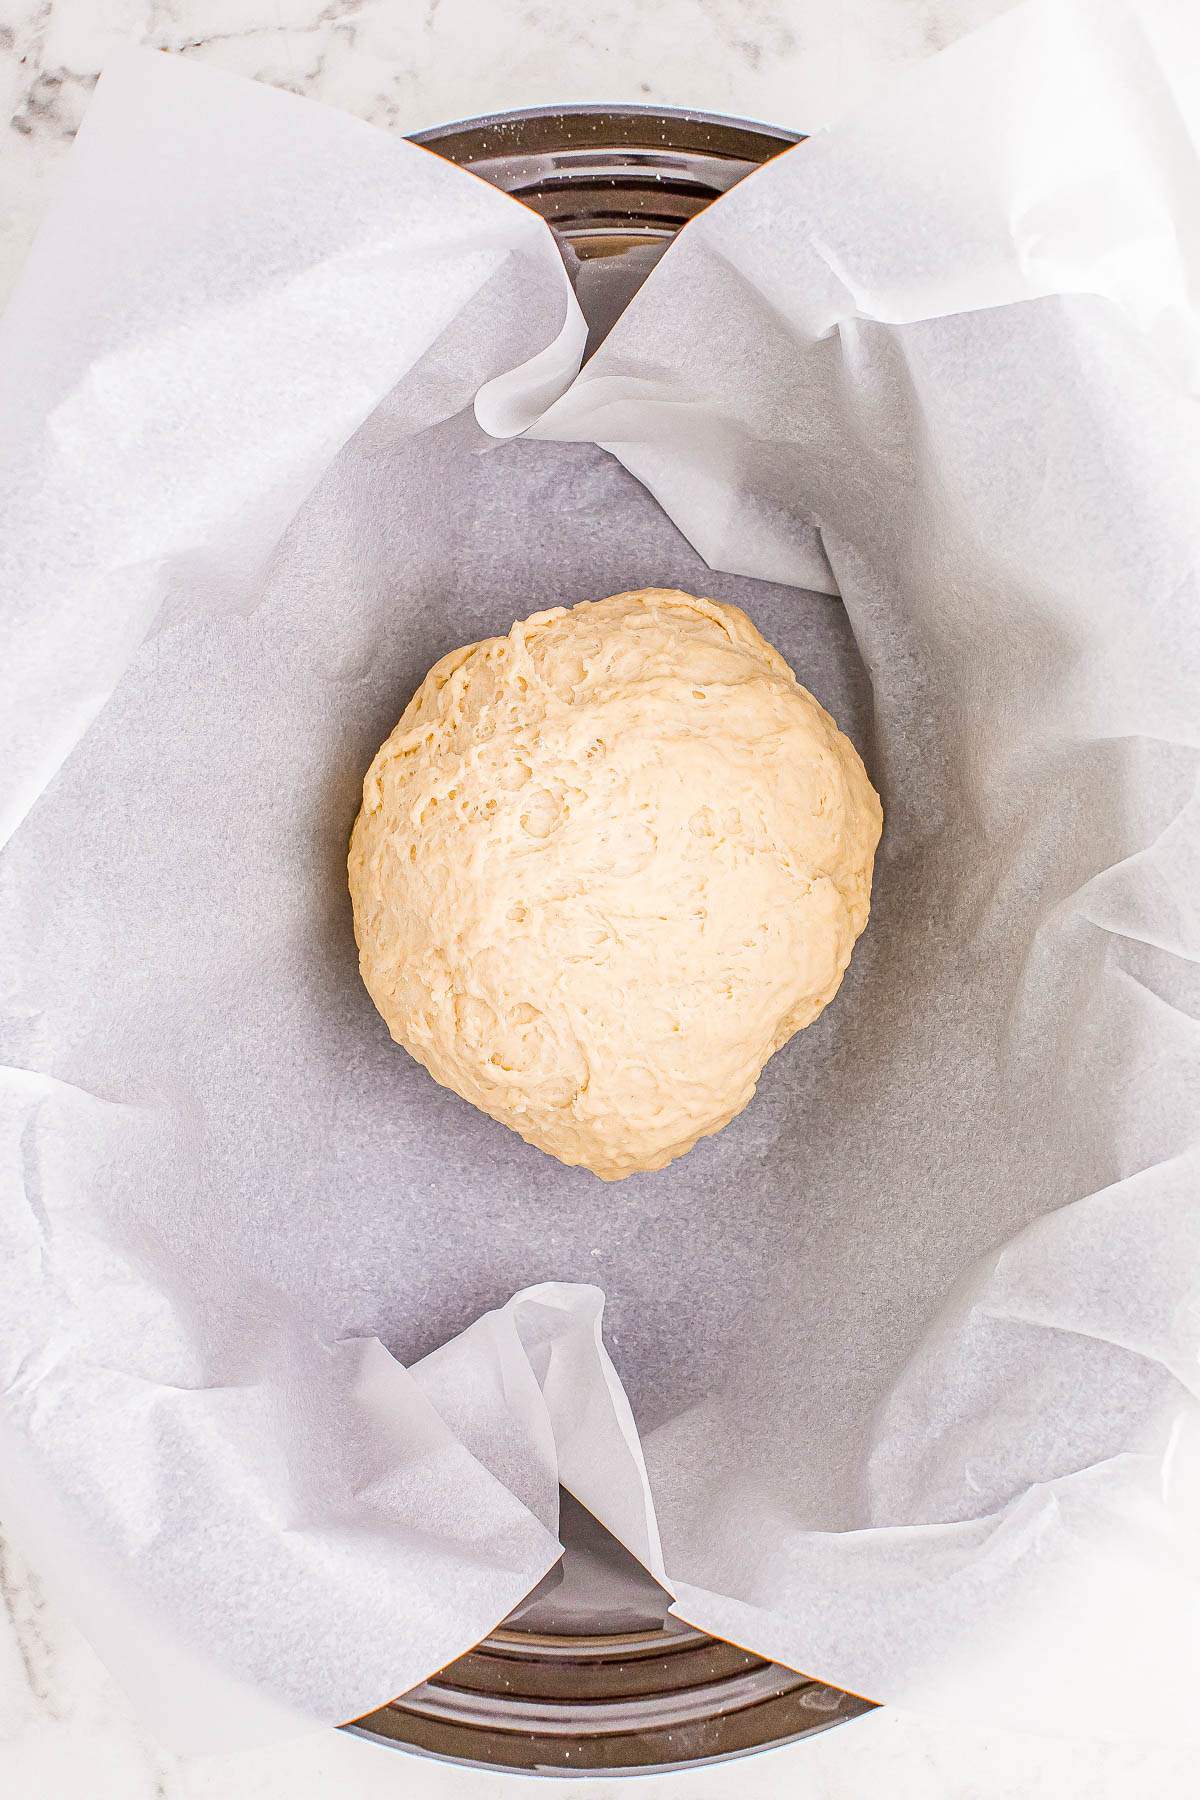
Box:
[4,1532,1197,1800]
[0,2,1188,1795]
[0,0,1014,309]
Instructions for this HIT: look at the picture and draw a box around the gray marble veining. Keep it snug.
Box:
[0,0,1008,305]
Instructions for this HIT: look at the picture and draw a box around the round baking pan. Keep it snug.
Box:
[410,102,804,356]
[348,1491,873,1775]
[345,105,875,1777]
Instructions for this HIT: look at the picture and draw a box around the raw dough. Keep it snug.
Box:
[348,589,882,1180]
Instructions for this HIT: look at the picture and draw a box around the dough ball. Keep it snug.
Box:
[348,589,882,1181]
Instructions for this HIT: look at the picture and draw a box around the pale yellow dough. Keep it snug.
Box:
[348,589,882,1180]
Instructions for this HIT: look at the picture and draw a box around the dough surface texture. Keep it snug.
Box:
[348,589,882,1180]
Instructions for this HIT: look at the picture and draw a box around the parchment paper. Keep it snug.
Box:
[2,0,1198,1754]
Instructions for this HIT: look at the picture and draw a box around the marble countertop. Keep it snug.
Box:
[3,1521,1195,1800]
[0,0,1010,310]
[0,2,1186,1795]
